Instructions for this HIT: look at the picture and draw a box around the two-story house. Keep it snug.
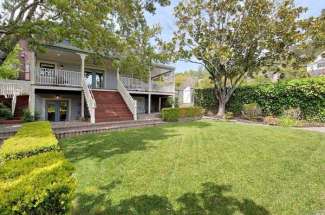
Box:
[0,41,175,123]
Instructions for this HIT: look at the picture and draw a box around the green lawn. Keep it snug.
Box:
[60,121,325,215]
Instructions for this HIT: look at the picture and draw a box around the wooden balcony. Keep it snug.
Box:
[34,68,81,87]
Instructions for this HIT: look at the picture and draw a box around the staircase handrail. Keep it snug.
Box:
[117,78,137,120]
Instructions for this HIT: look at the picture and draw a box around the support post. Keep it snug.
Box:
[148,94,151,114]
[158,97,161,112]
[11,95,17,116]
[172,95,175,108]
[148,66,152,114]
[81,92,85,119]
[28,87,35,116]
[78,53,87,119]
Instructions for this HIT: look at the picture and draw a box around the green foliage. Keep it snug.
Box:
[225,112,234,120]
[277,117,301,127]
[161,108,179,122]
[161,107,203,122]
[22,109,34,122]
[175,68,213,90]
[0,103,12,120]
[0,44,21,79]
[0,121,75,214]
[0,1,170,77]
[242,103,262,120]
[166,97,178,108]
[164,0,306,117]
[0,151,76,215]
[195,77,325,122]
[0,121,58,161]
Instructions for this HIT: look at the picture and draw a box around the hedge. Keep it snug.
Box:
[0,121,76,215]
[0,121,58,161]
[194,77,325,122]
[0,152,76,215]
[161,107,203,122]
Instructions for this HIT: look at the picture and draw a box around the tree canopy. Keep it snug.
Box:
[0,0,170,74]
[164,0,307,117]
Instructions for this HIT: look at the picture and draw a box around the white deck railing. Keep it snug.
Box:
[120,76,148,91]
[0,80,31,98]
[0,80,31,115]
[117,79,137,120]
[82,78,96,123]
[120,76,174,93]
[151,82,174,93]
[35,68,81,87]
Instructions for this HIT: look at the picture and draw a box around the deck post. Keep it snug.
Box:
[28,87,35,116]
[158,97,161,112]
[78,53,87,119]
[148,94,151,114]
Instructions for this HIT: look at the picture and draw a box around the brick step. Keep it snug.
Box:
[53,118,162,132]
[95,111,132,115]
[96,107,131,111]
[55,121,166,139]
[96,117,132,122]
[96,114,133,117]
[92,91,133,122]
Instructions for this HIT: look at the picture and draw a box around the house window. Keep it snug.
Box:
[40,62,56,76]
[85,70,104,88]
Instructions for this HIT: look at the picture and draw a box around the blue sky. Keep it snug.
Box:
[145,0,325,73]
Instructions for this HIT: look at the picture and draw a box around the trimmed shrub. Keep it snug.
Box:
[162,107,203,122]
[0,103,12,120]
[0,121,76,214]
[22,109,34,122]
[194,77,325,122]
[242,103,262,120]
[161,108,180,122]
[0,152,76,215]
[278,116,301,127]
[0,121,58,161]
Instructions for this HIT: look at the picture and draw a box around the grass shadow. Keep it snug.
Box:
[74,182,270,215]
[61,121,212,162]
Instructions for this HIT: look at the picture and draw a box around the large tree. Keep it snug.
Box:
[0,0,170,72]
[165,0,306,117]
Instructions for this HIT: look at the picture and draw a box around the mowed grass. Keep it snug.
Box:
[60,121,325,215]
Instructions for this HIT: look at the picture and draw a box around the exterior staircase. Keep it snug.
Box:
[92,91,133,122]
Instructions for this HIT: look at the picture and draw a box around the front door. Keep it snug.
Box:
[46,100,69,122]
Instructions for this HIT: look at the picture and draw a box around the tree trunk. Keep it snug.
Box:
[216,99,226,118]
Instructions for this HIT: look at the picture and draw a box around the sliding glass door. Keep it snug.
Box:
[85,70,104,88]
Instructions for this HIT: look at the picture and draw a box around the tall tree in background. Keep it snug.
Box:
[0,0,170,73]
[165,0,306,117]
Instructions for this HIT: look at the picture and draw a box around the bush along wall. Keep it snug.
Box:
[194,77,325,122]
[161,107,204,122]
[0,121,76,215]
